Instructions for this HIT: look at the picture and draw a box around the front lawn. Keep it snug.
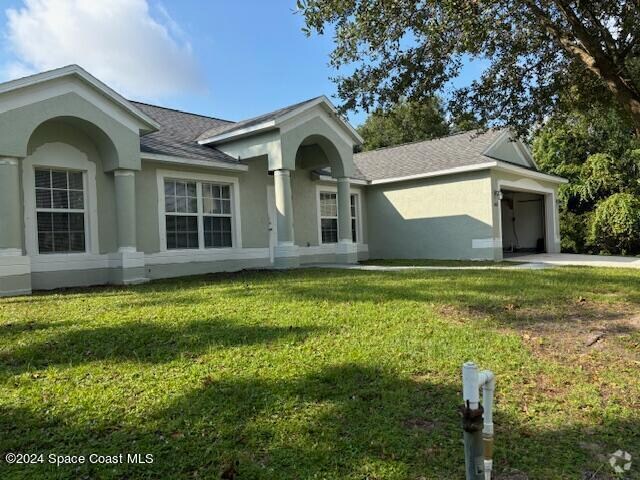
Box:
[1,268,639,479]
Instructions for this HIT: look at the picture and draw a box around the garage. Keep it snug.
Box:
[500,190,546,254]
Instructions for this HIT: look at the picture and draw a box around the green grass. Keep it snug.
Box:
[1,267,639,479]
[361,258,521,267]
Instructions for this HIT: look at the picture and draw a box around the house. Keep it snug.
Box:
[0,65,566,296]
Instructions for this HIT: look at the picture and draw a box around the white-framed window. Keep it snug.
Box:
[34,168,87,254]
[164,179,199,249]
[350,194,359,243]
[202,183,233,248]
[158,171,240,251]
[319,192,338,243]
[318,190,361,244]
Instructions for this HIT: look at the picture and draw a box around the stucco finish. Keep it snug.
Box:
[0,161,23,250]
[27,120,118,254]
[0,90,142,171]
[366,171,495,260]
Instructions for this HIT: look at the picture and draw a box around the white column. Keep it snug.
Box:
[114,169,137,252]
[336,177,357,264]
[0,158,23,252]
[272,169,298,268]
[274,169,295,245]
[0,157,31,296]
[111,169,146,284]
[337,177,352,243]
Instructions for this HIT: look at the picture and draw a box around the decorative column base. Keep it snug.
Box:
[0,250,32,297]
[336,241,358,264]
[108,250,148,285]
[273,243,300,269]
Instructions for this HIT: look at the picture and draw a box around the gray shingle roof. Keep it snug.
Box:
[132,102,240,164]
[197,96,323,142]
[353,129,505,181]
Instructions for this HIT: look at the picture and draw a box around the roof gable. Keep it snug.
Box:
[198,96,363,146]
[0,65,159,134]
[482,130,536,168]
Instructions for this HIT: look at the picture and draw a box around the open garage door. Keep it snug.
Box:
[500,190,546,254]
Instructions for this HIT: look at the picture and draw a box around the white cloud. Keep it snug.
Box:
[3,0,206,99]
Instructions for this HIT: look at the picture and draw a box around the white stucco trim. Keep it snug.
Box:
[492,162,568,184]
[156,169,243,251]
[29,252,143,272]
[297,243,369,256]
[367,161,567,186]
[315,184,364,246]
[368,162,497,185]
[315,173,368,185]
[472,238,503,249]
[142,152,248,172]
[22,142,100,259]
[0,254,31,276]
[145,248,269,265]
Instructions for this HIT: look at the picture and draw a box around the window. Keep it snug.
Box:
[350,194,359,243]
[202,183,232,248]
[35,168,86,253]
[163,178,234,250]
[319,191,360,244]
[164,180,199,249]
[319,192,338,243]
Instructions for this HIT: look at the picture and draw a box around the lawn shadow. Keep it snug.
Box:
[2,363,637,479]
[0,319,321,373]
[274,268,640,329]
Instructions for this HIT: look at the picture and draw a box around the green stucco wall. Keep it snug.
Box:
[136,158,366,254]
[366,171,495,260]
[0,91,141,171]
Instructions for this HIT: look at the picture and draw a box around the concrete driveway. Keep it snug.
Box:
[504,253,640,268]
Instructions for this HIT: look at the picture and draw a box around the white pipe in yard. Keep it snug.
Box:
[462,362,495,480]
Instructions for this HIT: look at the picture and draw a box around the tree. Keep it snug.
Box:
[589,193,640,254]
[357,98,449,150]
[533,105,640,253]
[299,1,640,135]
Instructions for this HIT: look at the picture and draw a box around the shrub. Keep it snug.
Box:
[588,193,640,255]
[560,210,590,253]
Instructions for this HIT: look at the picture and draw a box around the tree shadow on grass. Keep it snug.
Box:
[0,319,321,373]
[273,268,640,328]
[2,363,637,479]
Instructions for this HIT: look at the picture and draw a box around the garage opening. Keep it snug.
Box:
[501,190,546,254]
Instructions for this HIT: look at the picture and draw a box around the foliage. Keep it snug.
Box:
[534,105,640,254]
[298,0,640,135]
[356,98,449,150]
[588,192,640,255]
[1,268,639,479]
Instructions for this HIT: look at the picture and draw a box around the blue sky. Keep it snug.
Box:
[0,0,484,127]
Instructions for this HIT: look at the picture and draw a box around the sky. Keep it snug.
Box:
[0,0,485,127]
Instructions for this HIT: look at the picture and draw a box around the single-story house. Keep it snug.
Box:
[0,65,566,296]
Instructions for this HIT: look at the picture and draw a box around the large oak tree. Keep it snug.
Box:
[298,0,640,135]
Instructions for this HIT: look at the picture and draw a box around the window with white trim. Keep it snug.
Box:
[35,168,86,253]
[164,180,199,249]
[319,192,338,243]
[319,192,360,244]
[202,183,232,248]
[350,194,359,243]
[163,179,234,250]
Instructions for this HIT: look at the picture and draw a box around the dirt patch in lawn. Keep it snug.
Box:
[508,301,640,364]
